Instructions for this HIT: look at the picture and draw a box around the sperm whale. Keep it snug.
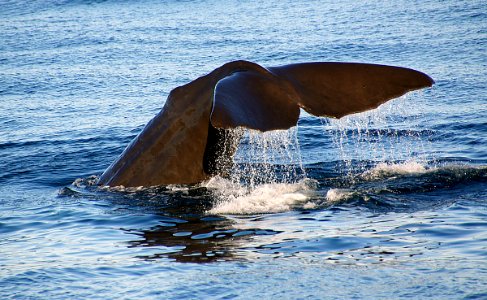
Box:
[98,60,434,187]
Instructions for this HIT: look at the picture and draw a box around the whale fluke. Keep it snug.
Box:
[270,62,434,118]
[211,62,434,131]
[98,60,434,187]
[211,67,301,131]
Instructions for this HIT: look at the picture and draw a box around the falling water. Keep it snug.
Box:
[232,127,306,187]
[206,94,435,213]
[322,93,434,178]
[205,126,316,214]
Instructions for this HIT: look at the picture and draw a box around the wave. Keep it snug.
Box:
[1,0,113,17]
[359,160,486,183]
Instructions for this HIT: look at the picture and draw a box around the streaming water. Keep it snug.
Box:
[324,93,434,177]
[232,127,305,185]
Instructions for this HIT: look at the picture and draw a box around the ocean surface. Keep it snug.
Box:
[1,0,486,299]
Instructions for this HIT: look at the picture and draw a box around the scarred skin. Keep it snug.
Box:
[98,60,433,187]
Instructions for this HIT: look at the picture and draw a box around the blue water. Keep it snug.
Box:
[1,0,486,299]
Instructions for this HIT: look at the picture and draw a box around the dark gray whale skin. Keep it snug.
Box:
[98,60,434,187]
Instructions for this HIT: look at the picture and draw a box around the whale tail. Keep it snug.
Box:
[211,62,434,131]
[99,60,434,187]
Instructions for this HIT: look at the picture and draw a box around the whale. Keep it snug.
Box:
[98,60,434,187]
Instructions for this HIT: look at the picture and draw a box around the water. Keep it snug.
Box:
[1,0,486,298]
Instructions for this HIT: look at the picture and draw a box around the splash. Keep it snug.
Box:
[325,188,355,204]
[204,176,317,214]
[361,160,430,180]
[204,127,316,214]
[203,95,433,215]
[72,175,99,187]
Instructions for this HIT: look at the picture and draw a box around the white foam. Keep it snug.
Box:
[72,175,99,187]
[204,177,317,215]
[98,184,145,193]
[362,160,429,180]
[325,188,355,203]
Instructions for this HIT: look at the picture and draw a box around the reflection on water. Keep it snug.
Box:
[117,199,487,266]
[125,216,281,263]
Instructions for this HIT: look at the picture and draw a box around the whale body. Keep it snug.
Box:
[98,60,434,187]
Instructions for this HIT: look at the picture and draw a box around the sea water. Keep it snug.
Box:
[1,0,486,299]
